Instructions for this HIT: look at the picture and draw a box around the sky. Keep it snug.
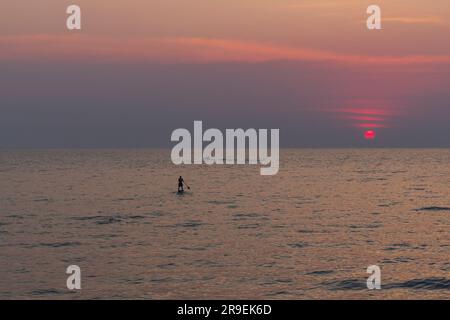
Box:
[1,0,450,148]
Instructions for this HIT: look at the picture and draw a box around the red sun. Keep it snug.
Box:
[364,130,376,140]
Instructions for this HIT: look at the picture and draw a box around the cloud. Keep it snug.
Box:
[325,99,404,129]
[2,34,450,66]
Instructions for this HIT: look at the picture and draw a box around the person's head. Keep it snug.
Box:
[179,176,182,179]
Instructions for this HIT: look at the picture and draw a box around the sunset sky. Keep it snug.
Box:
[1,0,450,147]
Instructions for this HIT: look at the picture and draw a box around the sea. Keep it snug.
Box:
[0,149,449,299]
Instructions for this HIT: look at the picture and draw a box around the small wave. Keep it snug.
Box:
[233,213,260,218]
[287,242,309,249]
[189,260,221,268]
[29,289,64,296]
[38,242,81,248]
[349,224,382,229]
[180,246,208,251]
[416,206,450,211]
[6,214,24,219]
[175,220,204,228]
[324,277,450,291]
[96,217,122,225]
[264,278,293,285]
[149,277,173,283]
[297,229,314,234]
[258,262,276,268]
[265,290,293,297]
[207,200,234,205]
[122,277,145,285]
[385,278,450,290]
[384,242,411,251]
[114,198,135,201]
[147,211,164,217]
[14,267,29,274]
[237,223,261,229]
[73,215,110,221]
[307,270,335,276]
[72,214,147,225]
[129,215,146,219]
[382,257,414,264]
[323,279,367,291]
[157,263,177,269]
[378,201,400,207]
[232,213,268,222]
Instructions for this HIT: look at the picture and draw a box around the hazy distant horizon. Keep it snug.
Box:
[2,146,450,150]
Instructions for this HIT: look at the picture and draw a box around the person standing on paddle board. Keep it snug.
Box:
[178,176,185,192]
[177,176,190,192]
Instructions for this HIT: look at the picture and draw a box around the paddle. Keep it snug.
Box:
[184,182,191,190]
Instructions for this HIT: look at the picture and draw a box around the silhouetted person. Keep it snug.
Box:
[178,176,185,192]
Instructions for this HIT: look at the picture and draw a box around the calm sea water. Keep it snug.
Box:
[0,149,449,299]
